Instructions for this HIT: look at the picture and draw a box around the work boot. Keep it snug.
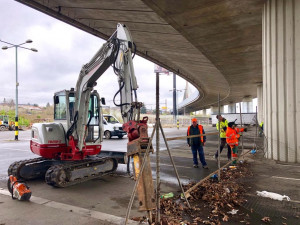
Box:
[193,164,199,168]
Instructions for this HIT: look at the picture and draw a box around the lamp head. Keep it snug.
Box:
[26,39,33,43]
[2,46,8,50]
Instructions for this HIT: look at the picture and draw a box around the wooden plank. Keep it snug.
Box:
[166,132,219,141]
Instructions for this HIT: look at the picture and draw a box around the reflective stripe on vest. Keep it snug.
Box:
[187,125,204,142]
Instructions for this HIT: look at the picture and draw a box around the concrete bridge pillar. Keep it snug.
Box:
[220,106,225,113]
[210,106,224,114]
[242,97,253,113]
[228,103,236,113]
[257,84,263,124]
[263,0,300,163]
[210,106,218,115]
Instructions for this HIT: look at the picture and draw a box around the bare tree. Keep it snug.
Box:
[8,99,15,108]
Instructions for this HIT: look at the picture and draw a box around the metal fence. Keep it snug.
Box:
[145,115,210,127]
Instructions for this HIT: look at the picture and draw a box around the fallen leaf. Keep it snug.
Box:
[131,217,141,221]
[161,217,168,225]
[222,215,229,221]
[261,217,271,223]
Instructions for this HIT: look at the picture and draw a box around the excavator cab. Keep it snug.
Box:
[30,90,103,160]
[53,90,102,144]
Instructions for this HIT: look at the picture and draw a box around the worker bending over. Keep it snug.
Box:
[226,122,247,164]
[187,118,208,169]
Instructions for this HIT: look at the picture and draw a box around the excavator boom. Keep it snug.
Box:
[72,23,139,152]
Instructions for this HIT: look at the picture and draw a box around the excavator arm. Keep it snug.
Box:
[69,23,155,212]
[71,23,140,151]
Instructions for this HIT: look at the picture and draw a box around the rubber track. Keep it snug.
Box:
[45,158,118,187]
[8,157,46,179]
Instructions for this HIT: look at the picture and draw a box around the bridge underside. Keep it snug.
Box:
[17,0,265,112]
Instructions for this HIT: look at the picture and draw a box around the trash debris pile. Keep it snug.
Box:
[154,163,253,224]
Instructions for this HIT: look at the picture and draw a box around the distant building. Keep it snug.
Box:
[18,104,43,111]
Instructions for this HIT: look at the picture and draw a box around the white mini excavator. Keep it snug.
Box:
[8,24,154,206]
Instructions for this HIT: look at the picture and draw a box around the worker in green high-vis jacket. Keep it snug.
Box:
[214,115,231,161]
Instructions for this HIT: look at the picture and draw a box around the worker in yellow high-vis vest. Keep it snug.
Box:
[214,115,231,161]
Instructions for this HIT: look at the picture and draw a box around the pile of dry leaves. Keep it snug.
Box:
[158,162,253,224]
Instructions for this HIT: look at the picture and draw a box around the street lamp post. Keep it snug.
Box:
[169,88,186,128]
[1,39,37,140]
[175,89,186,115]
[175,89,185,129]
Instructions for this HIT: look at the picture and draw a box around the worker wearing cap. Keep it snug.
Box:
[226,122,247,164]
[214,115,231,161]
[187,118,208,169]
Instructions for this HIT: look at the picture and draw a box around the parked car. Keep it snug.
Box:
[103,114,127,139]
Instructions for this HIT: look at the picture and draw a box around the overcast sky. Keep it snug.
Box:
[0,0,195,109]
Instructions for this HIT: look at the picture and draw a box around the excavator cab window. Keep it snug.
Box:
[86,94,100,142]
[54,95,67,120]
[68,94,75,123]
[88,95,99,125]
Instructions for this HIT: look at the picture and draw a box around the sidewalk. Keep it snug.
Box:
[0,188,138,225]
[239,127,299,224]
[241,150,300,224]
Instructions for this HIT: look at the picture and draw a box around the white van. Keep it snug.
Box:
[103,114,127,139]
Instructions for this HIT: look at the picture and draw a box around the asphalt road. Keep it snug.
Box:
[0,125,222,222]
[0,126,219,182]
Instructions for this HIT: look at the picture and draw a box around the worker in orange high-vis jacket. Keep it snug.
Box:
[226,122,247,164]
[187,118,208,169]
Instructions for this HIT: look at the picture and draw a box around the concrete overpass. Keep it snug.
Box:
[16,0,299,163]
